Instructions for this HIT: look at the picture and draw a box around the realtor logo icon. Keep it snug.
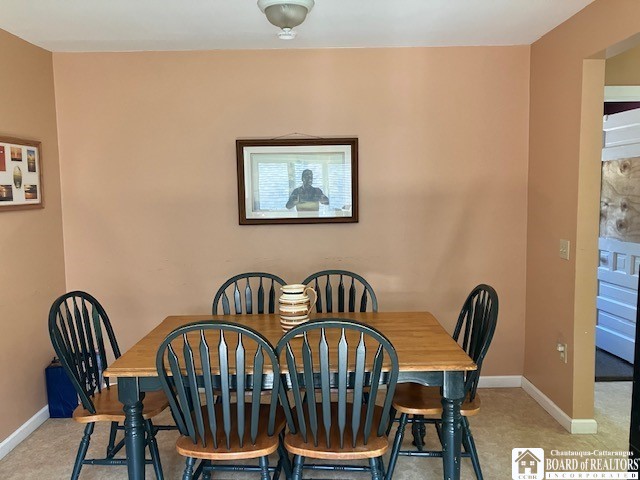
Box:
[512,448,544,480]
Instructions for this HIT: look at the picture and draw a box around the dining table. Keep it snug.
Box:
[103,311,477,480]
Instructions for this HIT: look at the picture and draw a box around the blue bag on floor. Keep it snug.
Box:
[45,358,78,418]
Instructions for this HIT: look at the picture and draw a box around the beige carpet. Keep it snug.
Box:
[0,383,631,479]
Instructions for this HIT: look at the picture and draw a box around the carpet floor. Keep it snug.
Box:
[0,382,631,479]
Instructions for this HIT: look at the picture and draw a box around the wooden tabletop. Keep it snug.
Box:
[104,312,476,378]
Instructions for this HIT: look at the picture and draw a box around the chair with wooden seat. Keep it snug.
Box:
[48,291,167,480]
[212,272,287,315]
[275,319,399,480]
[155,321,289,480]
[301,270,378,313]
[386,284,499,480]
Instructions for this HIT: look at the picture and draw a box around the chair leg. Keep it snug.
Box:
[278,432,292,479]
[377,456,386,478]
[182,457,197,480]
[71,422,94,480]
[434,420,443,443]
[144,420,164,480]
[411,415,426,451]
[260,456,270,480]
[272,453,281,480]
[370,457,383,480]
[106,421,118,458]
[462,417,483,480]
[202,461,211,480]
[292,455,305,480]
[385,413,408,480]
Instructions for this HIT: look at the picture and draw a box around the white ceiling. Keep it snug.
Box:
[0,0,595,52]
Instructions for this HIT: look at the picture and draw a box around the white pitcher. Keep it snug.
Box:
[278,284,318,333]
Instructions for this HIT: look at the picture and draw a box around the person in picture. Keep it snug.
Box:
[286,169,329,211]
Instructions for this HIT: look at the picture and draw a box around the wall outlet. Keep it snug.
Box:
[557,342,568,363]
[559,239,570,260]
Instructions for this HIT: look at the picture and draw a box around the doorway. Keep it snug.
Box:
[596,104,640,382]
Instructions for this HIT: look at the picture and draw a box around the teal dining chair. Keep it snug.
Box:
[212,272,287,315]
[155,321,289,480]
[48,291,167,480]
[386,284,499,480]
[276,319,399,480]
[301,269,378,313]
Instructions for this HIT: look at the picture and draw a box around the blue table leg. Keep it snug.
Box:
[441,371,464,480]
[118,377,146,480]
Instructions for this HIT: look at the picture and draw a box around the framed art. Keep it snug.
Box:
[0,136,43,211]
[236,137,358,225]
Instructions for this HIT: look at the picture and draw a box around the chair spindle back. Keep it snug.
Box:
[301,270,378,313]
[212,272,287,315]
[48,291,120,414]
[276,319,398,449]
[156,322,280,449]
[453,284,499,400]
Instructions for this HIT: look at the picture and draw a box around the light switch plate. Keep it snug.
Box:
[557,342,568,363]
[559,239,570,260]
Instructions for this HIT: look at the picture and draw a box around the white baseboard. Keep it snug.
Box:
[521,377,598,434]
[478,375,523,388]
[570,419,599,434]
[0,405,49,461]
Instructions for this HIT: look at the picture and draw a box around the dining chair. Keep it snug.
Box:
[275,319,399,480]
[212,272,287,315]
[301,269,378,313]
[48,291,167,480]
[155,321,289,480]
[386,284,499,480]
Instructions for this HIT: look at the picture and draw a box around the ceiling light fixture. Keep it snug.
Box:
[257,0,315,40]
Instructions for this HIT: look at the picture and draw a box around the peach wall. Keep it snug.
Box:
[0,30,65,441]
[52,46,530,377]
[527,0,640,419]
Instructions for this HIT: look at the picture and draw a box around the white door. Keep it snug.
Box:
[597,238,639,362]
[597,108,640,362]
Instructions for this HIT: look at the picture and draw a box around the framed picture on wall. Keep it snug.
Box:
[0,136,43,211]
[236,137,358,225]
